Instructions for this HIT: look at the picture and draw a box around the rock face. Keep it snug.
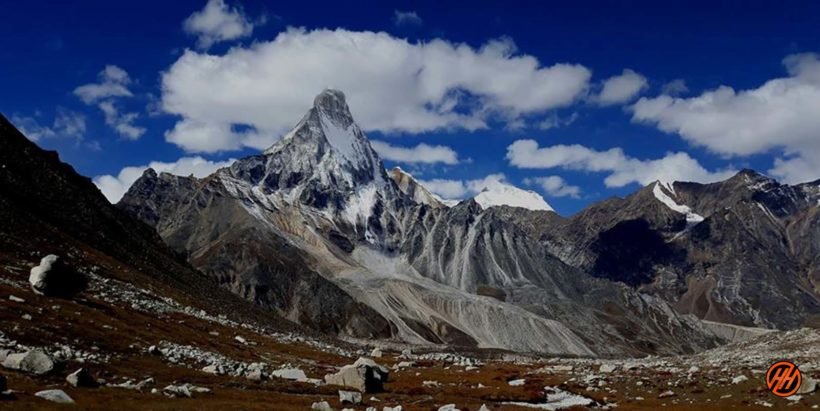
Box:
[0,113,298,337]
[118,89,723,356]
[2,350,55,375]
[324,357,389,393]
[28,254,86,297]
[527,173,820,330]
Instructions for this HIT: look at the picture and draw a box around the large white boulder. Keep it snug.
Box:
[2,350,55,375]
[29,255,59,294]
[325,357,390,392]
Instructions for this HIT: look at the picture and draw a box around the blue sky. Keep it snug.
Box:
[2,0,820,215]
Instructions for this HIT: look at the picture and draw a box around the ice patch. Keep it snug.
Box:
[474,182,553,211]
[320,113,360,165]
[652,182,704,226]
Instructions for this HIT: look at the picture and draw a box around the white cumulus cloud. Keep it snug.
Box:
[523,175,581,198]
[74,65,145,140]
[160,28,592,152]
[419,173,512,200]
[631,53,820,183]
[506,139,735,187]
[183,0,261,49]
[371,140,459,164]
[393,10,423,26]
[11,109,86,142]
[93,156,235,203]
[595,69,648,106]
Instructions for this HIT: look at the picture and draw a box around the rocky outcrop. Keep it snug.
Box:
[528,171,820,330]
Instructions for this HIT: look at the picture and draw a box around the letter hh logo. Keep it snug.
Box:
[766,361,802,397]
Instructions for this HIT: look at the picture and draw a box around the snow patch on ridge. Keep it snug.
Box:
[474,182,553,211]
[652,182,704,226]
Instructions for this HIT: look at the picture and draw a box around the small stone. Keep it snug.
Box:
[35,389,74,404]
[508,378,525,386]
[147,345,161,355]
[599,364,616,373]
[21,314,32,321]
[339,390,362,404]
[246,369,265,381]
[438,405,459,411]
[202,365,220,375]
[8,295,24,303]
[731,375,748,384]
[370,348,382,358]
[687,366,699,373]
[234,335,247,344]
[658,390,675,398]
[311,401,333,411]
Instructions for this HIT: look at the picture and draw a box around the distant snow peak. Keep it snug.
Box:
[473,180,553,212]
[652,182,704,226]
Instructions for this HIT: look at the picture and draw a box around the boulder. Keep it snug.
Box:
[2,350,55,375]
[325,358,389,393]
[271,368,306,381]
[66,368,97,387]
[29,255,86,297]
[797,376,817,394]
[339,390,362,404]
[34,389,74,404]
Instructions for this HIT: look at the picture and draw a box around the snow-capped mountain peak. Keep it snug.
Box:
[473,180,553,211]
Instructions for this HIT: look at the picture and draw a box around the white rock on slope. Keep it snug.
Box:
[29,254,59,295]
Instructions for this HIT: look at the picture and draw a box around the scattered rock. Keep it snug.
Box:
[731,375,748,384]
[7,295,24,303]
[34,389,74,404]
[508,378,525,386]
[339,390,362,404]
[687,366,699,373]
[478,405,490,411]
[234,335,247,344]
[370,348,382,358]
[423,380,442,388]
[20,314,31,321]
[271,368,306,381]
[66,368,97,387]
[438,404,459,411]
[658,390,676,398]
[1,350,55,375]
[147,345,161,355]
[311,401,333,411]
[28,254,86,297]
[599,364,616,373]
[163,383,210,398]
[383,407,403,411]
